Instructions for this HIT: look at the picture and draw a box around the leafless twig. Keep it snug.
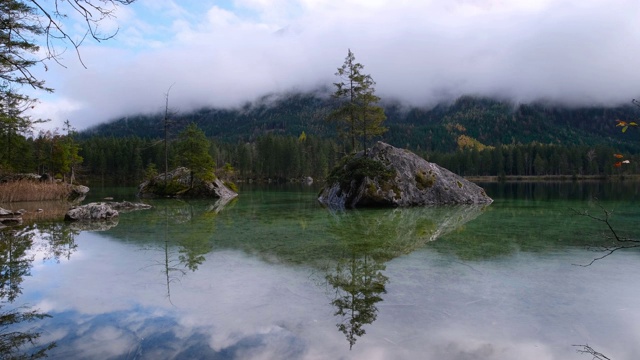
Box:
[570,205,640,266]
[573,344,611,360]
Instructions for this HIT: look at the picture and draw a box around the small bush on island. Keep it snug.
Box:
[327,155,396,191]
[0,180,71,202]
[224,181,239,193]
[145,179,190,197]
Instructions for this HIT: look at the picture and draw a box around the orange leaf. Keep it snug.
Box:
[616,120,628,126]
[614,162,622,167]
[614,154,624,158]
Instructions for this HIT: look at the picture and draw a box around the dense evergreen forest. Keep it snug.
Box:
[2,93,640,186]
[82,93,640,152]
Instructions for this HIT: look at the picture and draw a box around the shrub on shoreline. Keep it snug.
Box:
[0,180,71,203]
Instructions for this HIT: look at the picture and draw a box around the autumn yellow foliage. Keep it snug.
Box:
[456,135,494,151]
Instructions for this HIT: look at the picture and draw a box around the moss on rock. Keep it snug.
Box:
[415,171,435,190]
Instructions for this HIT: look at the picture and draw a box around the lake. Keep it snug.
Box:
[2,182,640,359]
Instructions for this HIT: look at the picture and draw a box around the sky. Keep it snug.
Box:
[25,0,640,131]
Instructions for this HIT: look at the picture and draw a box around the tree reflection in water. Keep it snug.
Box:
[326,254,388,350]
[322,205,486,349]
[0,227,67,359]
[144,200,220,302]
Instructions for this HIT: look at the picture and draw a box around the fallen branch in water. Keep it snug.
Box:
[570,205,640,266]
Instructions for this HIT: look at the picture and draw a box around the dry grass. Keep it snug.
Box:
[0,180,71,203]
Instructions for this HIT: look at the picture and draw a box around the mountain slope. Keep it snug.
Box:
[80,93,640,153]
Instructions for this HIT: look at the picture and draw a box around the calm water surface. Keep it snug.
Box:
[2,182,640,359]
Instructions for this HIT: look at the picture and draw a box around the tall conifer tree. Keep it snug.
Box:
[330,49,387,154]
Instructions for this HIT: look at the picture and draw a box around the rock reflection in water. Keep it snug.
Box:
[323,205,487,348]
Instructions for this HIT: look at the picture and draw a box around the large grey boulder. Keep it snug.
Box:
[65,202,119,221]
[137,167,238,200]
[318,142,492,209]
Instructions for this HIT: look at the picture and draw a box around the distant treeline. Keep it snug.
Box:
[78,134,341,184]
[3,94,640,185]
[75,134,638,186]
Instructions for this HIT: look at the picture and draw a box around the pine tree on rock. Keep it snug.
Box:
[330,49,387,155]
[176,123,215,187]
[356,74,387,155]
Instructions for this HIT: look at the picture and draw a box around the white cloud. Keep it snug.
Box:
[25,0,640,130]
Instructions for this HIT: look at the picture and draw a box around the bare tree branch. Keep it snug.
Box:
[570,205,640,266]
[29,0,135,69]
[573,344,611,360]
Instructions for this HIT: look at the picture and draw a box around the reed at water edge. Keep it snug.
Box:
[0,180,71,203]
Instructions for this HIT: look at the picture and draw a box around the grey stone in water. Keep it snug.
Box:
[64,201,152,221]
[0,207,23,227]
[65,202,119,221]
[68,184,90,202]
[70,184,90,195]
[137,167,238,200]
[318,142,493,209]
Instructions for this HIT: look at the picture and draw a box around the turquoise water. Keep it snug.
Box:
[2,182,640,359]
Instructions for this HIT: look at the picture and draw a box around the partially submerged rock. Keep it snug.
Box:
[68,184,90,201]
[0,207,23,227]
[64,201,151,221]
[137,167,238,200]
[65,202,119,221]
[318,142,493,209]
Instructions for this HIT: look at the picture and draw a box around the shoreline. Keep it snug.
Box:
[464,174,640,182]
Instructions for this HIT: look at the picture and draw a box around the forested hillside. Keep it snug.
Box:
[4,93,640,186]
[81,93,640,153]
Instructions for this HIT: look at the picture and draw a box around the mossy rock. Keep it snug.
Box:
[415,171,435,190]
[318,142,493,208]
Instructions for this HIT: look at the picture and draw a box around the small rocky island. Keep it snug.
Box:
[318,142,492,208]
[137,167,238,200]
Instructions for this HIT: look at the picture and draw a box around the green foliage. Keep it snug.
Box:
[330,50,388,154]
[327,155,396,190]
[149,180,190,197]
[80,93,640,157]
[415,171,435,190]
[0,1,49,92]
[144,163,158,180]
[176,123,216,184]
[224,181,239,192]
